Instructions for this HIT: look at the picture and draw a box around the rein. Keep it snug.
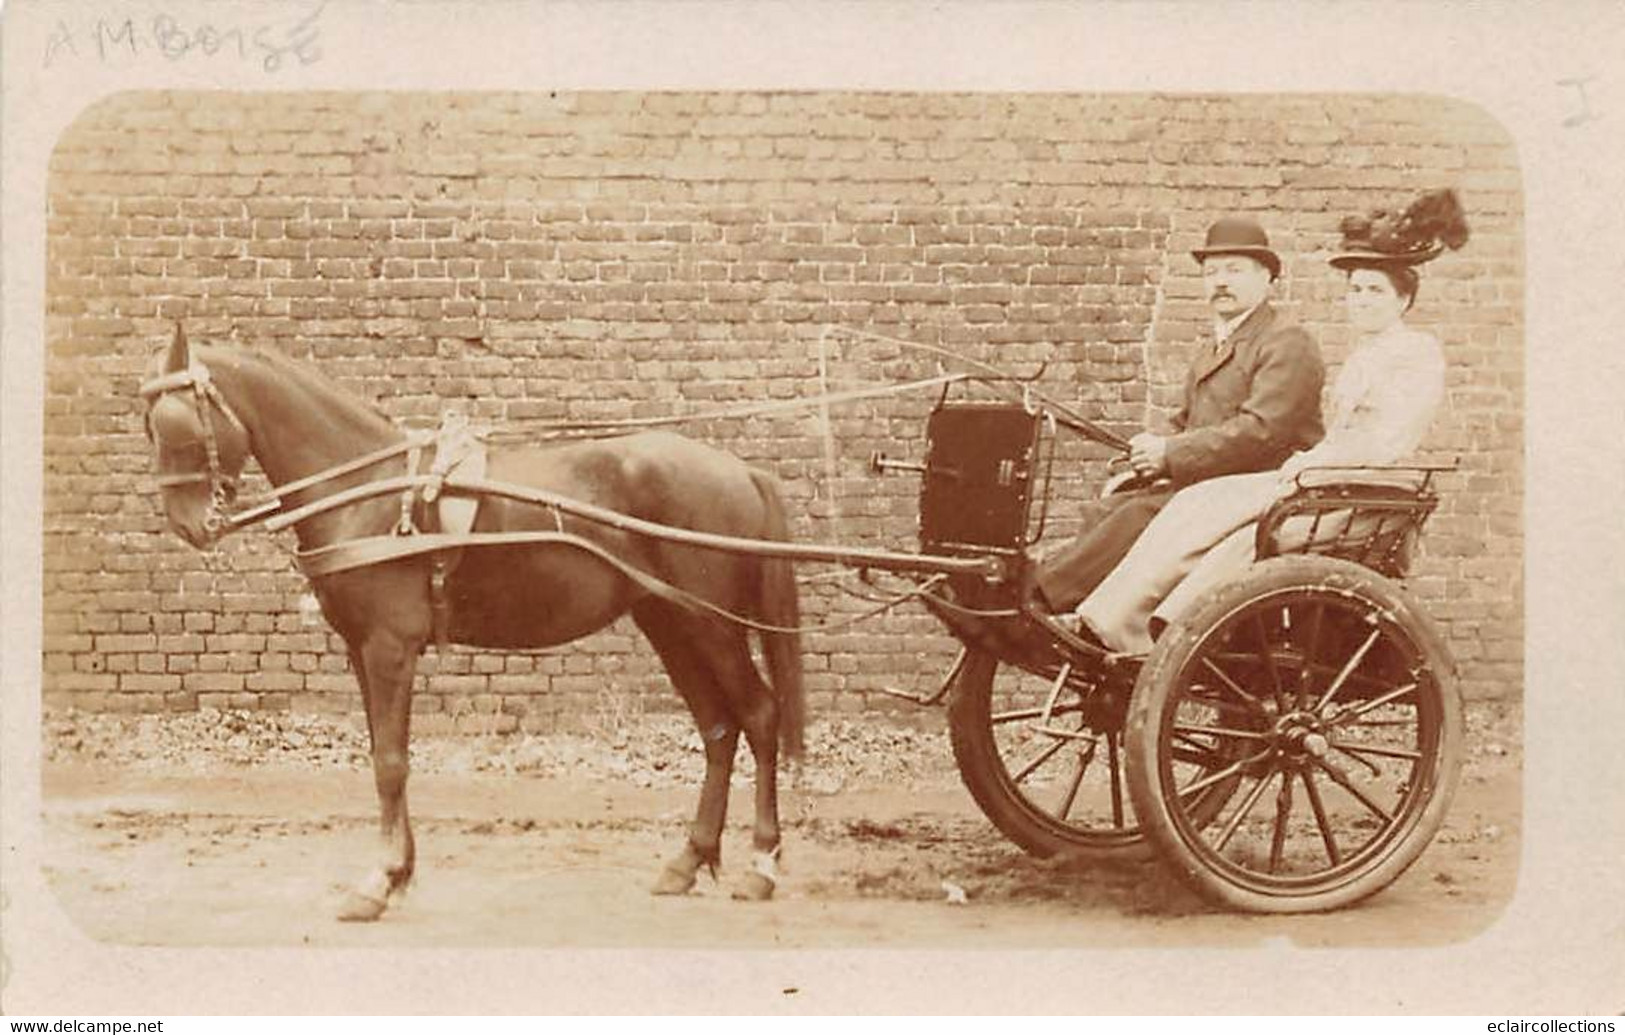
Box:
[468,327,1131,453]
[824,326,1132,452]
[140,332,1119,608]
[478,371,972,443]
[138,340,1060,543]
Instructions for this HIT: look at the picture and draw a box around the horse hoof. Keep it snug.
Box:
[651,866,698,896]
[336,869,396,921]
[731,871,776,902]
[336,891,389,922]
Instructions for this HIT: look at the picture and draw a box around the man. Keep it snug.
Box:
[1034,215,1326,613]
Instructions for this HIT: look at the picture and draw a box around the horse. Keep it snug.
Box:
[139,325,805,920]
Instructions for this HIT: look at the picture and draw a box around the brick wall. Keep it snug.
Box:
[41,92,1523,729]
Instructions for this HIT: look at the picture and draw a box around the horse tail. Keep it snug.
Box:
[749,468,806,760]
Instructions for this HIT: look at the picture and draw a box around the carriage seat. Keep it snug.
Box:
[1255,465,1446,580]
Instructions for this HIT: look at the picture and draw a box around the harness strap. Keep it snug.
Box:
[397,445,423,535]
[296,530,698,613]
[153,471,213,488]
[191,373,232,530]
[429,553,458,651]
[202,380,248,439]
[257,434,430,512]
[138,366,204,399]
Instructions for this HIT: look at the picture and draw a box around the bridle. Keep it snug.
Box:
[138,355,430,544]
[139,360,251,539]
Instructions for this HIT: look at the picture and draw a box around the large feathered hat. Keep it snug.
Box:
[1329,188,1471,269]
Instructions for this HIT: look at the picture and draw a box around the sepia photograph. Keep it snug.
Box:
[3,0,1622,1019]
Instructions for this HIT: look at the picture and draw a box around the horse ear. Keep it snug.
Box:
[165,322,190,373]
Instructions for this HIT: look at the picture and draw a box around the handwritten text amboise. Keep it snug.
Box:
[43,3,324,73]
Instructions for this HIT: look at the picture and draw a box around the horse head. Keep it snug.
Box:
[140,324,254,548]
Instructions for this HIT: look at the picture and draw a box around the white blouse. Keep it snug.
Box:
[1279,323,1446,477]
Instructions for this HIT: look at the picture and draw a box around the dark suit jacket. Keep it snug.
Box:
[1163,302,1325,486]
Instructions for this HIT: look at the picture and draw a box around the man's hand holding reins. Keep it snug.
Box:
[1128,432,1169,479]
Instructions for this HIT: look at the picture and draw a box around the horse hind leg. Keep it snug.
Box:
[653,719,737,896]
[705,633,786,902]
[636,607,740,896]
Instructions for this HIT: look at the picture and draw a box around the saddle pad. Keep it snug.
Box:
[432,418,487,536]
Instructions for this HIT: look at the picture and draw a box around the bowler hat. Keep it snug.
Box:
[1191,216,1282,280]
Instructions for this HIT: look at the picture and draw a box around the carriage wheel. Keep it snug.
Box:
[1125,555,1463,913]
[947,650,1154,860]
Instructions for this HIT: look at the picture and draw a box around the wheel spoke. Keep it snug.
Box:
[1174,722,1268,742]
[1298,659,1393,688]
[1328,682,1418,725]
[992,702,1087,725]
[1172,730,1220,753]
[1334,718,1417,727]
[1011,736,1068,785]
[1311,756,1395,825]
[1331,744,1385,778]
[1268,772,1294,874]
[1200,657,1265,711]
[1179,692,1260,721]
[1170,730,1234,769]
[1301,769,1342,865]
[1178,756,1254,798]
[1253,612,1286,710]
[1335,741,1421,763]
[1170,723,1260,769]
[1172,746,1228,769]
[1107,730,1126,828]
[1313,626,1382,712]
[1054,741,1094,820]
[1213,771,1276,852]
[1296,602,1325,710]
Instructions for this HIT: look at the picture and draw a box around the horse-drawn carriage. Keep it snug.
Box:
[892,397,1459,914]
[139,325,1461,918]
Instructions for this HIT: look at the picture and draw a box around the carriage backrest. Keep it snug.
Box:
[1255,466,1446,579]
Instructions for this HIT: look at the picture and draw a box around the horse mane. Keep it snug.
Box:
[196,341,400,437]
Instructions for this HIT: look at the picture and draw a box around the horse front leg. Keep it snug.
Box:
[337,632,420,922]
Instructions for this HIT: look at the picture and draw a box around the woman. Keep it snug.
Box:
[1073,189,1470,654]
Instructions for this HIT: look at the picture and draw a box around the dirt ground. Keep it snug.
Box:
[39,700,1522,950]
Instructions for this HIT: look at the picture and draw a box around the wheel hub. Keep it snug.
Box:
[1273,711,1331,760]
